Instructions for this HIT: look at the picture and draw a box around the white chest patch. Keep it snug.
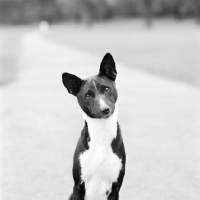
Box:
[80,108,122,200]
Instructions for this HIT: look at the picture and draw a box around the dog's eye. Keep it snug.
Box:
[103,86,110,92]
[85,93,91,100]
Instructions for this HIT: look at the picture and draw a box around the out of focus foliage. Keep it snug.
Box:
[0,0,199,24]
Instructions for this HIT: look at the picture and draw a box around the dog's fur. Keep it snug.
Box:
[62,53,126,200]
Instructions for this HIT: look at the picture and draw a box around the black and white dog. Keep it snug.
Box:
[62,53,126,200]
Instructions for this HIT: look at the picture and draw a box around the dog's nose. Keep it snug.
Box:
[101,108,110,115]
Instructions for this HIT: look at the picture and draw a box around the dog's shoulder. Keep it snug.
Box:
[111,123,126,187]
[111,123,126,160]
[72,122,89,185]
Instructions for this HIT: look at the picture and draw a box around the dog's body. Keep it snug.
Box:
[62,53,126,200]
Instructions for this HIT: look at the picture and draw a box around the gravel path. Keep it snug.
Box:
[1,30,200,200]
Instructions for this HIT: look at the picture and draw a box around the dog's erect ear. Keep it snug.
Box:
[99,53,117,81]
[62,73,83,96]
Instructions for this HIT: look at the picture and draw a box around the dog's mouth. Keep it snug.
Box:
[89,112,113,119]
[81,105,115,119]
[99,107,114,119]
[101,113,111,119]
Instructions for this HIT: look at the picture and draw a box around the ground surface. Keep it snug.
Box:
[47,19,200,87]
[1,20,200,200]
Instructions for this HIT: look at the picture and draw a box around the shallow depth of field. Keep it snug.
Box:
[1,1,200,199]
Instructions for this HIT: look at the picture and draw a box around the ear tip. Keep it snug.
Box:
[62,72,68,76]
[62,72,66,77]
[105,53,113,58]
[62,72,70,80]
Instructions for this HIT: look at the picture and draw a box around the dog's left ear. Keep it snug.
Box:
[62,73,83,96]
[99,53,117,81]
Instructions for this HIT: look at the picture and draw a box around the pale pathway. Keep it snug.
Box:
[1,31,200,200]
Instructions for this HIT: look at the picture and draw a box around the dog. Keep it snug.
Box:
[62,53,126,200]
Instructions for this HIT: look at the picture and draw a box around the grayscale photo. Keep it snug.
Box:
[0,0,200,199]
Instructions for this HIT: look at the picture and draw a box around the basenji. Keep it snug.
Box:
[62,53,126,200]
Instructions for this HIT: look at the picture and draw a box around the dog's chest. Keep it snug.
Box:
[80,111,122,200]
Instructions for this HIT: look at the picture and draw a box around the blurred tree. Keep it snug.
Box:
[172,0,183,19]
[194,0,200,24]
[95,0,117,20]
[144,0,153,27]
[96,0,108,20]
[0,0,199,24]
[38,0,61,22]
[57,0,80,20]
[78,0,94,25]
[115,0,137,16]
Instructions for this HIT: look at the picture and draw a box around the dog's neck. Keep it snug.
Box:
[80,107,120,199]
[82,107,118,143]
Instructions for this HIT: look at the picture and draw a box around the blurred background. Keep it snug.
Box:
[1,0,200,200]
[0,0,200,25]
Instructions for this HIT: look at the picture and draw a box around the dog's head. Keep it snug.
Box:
[62,53,118,119]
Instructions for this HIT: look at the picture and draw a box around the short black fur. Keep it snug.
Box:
[69,122,89,200]
[62,73,83,96]
[99,53,117,81]
[109,123,126,200]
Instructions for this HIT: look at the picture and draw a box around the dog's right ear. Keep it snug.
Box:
[62,73,83,96]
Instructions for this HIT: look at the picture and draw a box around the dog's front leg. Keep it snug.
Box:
[69,184,85,200]
[108,190,119,200]
[108,183,120,200]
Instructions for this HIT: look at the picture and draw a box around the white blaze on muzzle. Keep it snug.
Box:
[99,97,109,110]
